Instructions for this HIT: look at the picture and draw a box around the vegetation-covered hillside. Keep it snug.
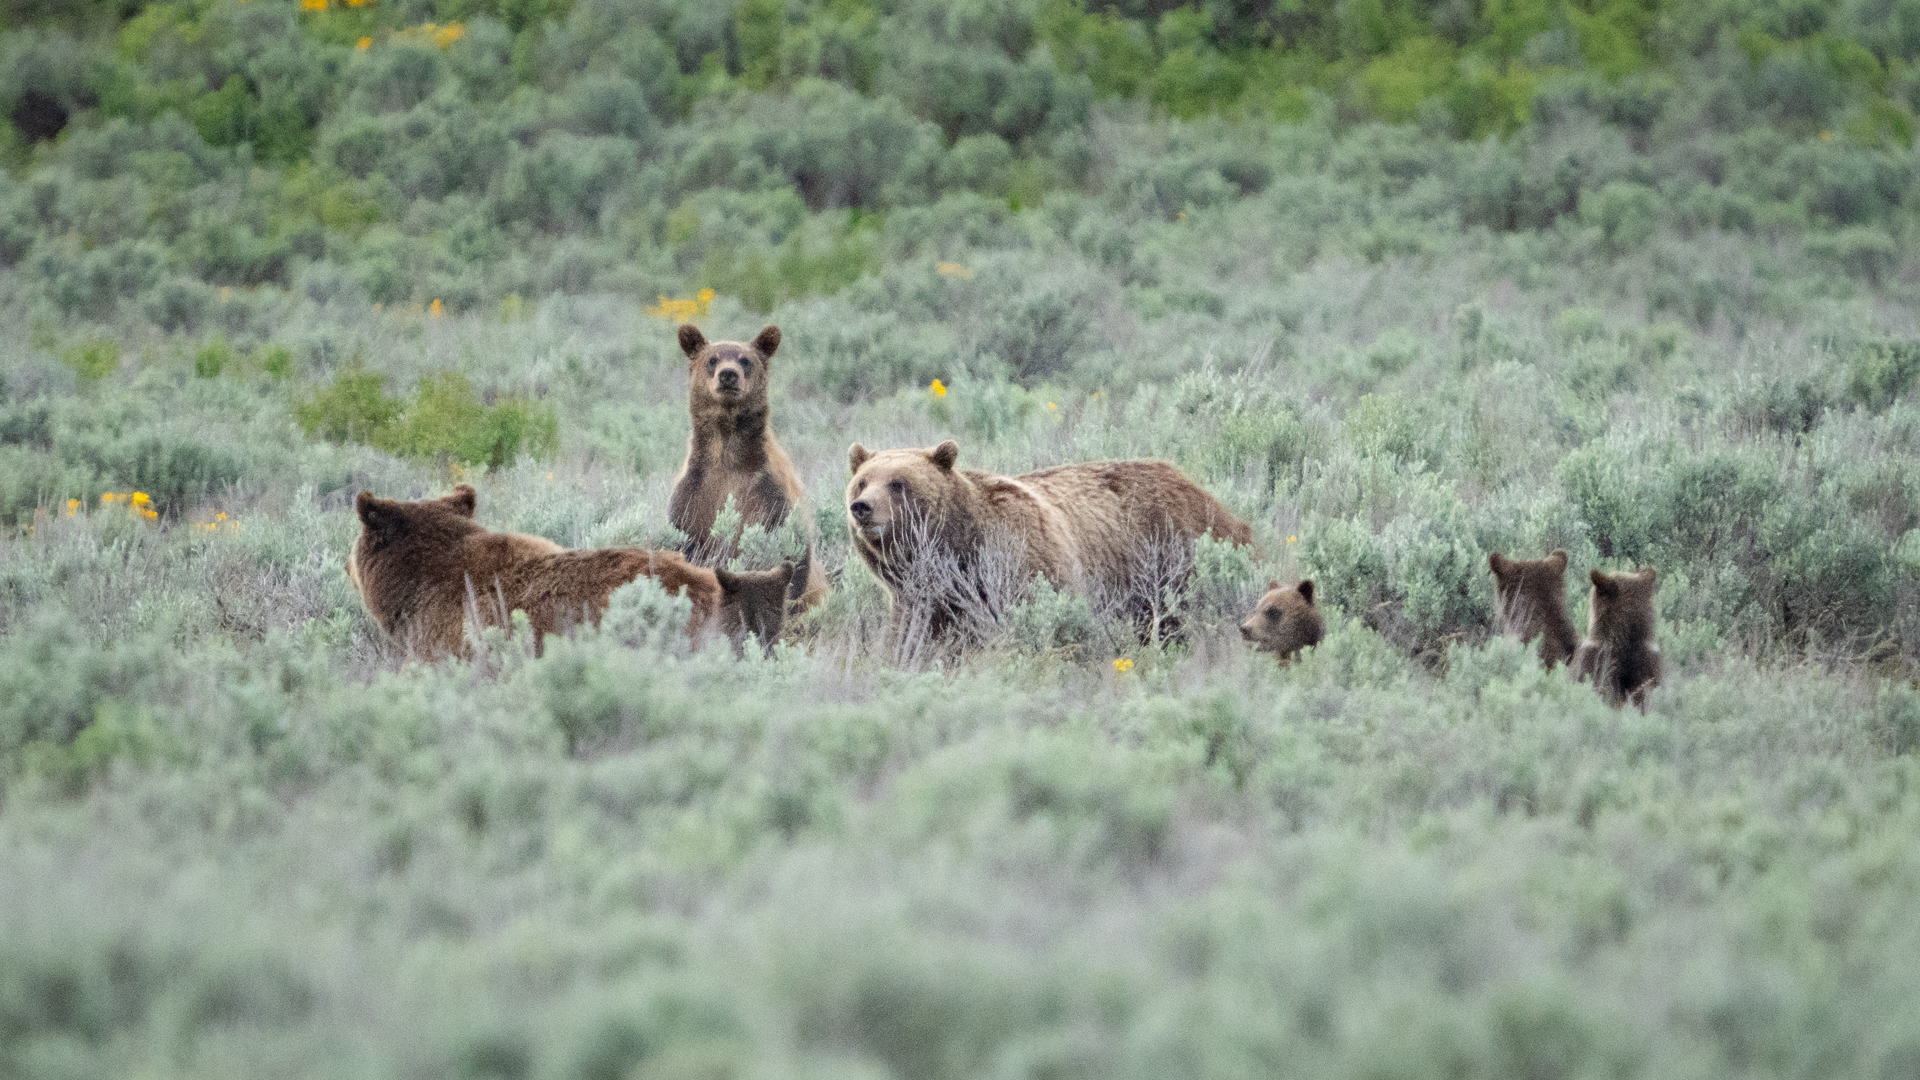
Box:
[3,1,1920,1078]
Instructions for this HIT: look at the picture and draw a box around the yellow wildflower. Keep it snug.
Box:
[1176,210,1188,222]
[1045,401,1057,411]
[930,379,947,397]
[300,0,326,10]
[936,262,974,279]
[346,0,371,6]
[645,287,715,320]
[1113,658,1134,674]
[356,36,373,50]
[431,21,465,47]
[1287,535,1298,544]
[430,298,444,317]
[131,492,150,505]
[66,499,80,517]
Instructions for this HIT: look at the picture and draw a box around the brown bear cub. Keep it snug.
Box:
[349,486,784,659]
[1241,580,1325,663]
[715,554,800,654]
[668,323,819,611]
[845,441,1252,640]
[1572,568,1662,712]
[1488,550,1579,668]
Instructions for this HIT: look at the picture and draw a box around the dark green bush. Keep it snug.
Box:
[1846,339,1920,411]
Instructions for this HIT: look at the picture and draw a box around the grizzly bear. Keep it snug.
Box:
[349,485,729,659]
[1241,580,1325,662]
[1488,550,1579,668]
[845,441,1252,640]
[668,323,820,610]
[1572,568,1662,712]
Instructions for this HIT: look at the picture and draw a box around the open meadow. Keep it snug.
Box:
[5,0,1920,1077]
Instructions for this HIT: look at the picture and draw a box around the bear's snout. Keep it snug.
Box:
[1239,620,1257,641]
[716,367,740,391]
[849,499,874,522]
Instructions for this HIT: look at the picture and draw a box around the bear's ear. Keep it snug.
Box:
[1296,579,1315,605]
[1639,567,1657,584]
[777,558,796,586]
[1548,549,1569,572]
[443,485,477,517]
[1267,579,1281,591]
[1590,569,1618,597]
[849,443,870,473]
[753,324,781,358]
[678,324,708,358]
[355,491,388,530]
[713,568,740,595]
[930,441,960,471]
[1489,552,1508,574]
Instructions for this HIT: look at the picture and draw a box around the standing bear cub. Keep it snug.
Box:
[1488,550,1579,668]
[668,323,820,611]
[349,486,788,659]
[1573,567,1662,712]
[1241,580,1325,663]
[846,441,1252,640]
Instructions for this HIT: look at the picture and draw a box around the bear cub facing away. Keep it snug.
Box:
[1572,567,1662,712]
[845,440,1252,640]
[1241,580,1324,663]
[1488,550,1579,668]
[349,486,787,659]
[668,323,819,610]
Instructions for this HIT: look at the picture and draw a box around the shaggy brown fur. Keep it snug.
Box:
[845,441,1252,639]
[667,323,821,611]
[1241,579,1325,662]
[1572,567,1663,712]
[348,486,722,659]
[1488,550,1579,668]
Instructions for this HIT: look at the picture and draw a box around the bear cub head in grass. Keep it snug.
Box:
[1241,579,1325,663]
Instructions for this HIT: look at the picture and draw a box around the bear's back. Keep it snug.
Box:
[1016,460,1251,584]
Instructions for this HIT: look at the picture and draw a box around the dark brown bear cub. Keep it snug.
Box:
[1573,568,1662,712]
[668,323,820,610]
[349,486,724,659]
[1488,550,1579,668]
[1241,580,1325,663]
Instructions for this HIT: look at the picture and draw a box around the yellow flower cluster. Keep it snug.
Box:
[936,262,974,279]
[100,492,159,522]
[300,0,374,9]
[194,512,239,535]
[430,298,445,318]
[929,379,948,397]
[1113,658,1135,673]
[645,288,716,321]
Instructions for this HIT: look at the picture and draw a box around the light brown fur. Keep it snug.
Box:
[1572,567,1663,712]
[1241,579,1325,663]
[668,323,822,611]
[1488,550,1579,668]
[348,485,722,659]
[845,441,1252,639]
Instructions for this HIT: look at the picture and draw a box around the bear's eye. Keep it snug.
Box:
[887,480,905,495]
[739,359,752,373]
[1265,609,1280,620]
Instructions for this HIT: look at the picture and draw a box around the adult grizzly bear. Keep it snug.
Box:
[349,486,782,659]
[1241,580,1325,663]
[845,441,1251,641]
[1488,550,1579,668]
[1572,567,1662,712]
[668,323,820,610]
